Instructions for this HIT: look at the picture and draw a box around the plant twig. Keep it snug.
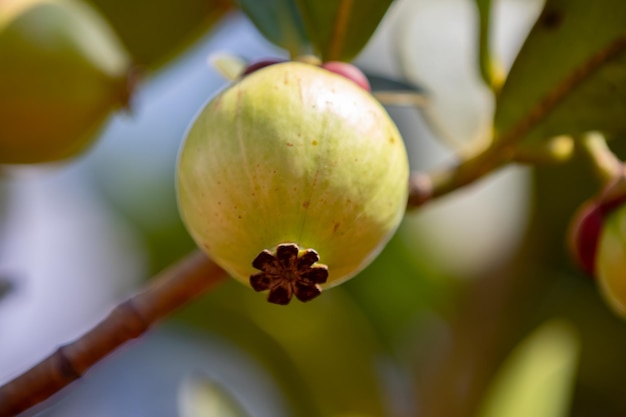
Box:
[475,0,503,91]
[0,250,227,417]
[576,132,622,186]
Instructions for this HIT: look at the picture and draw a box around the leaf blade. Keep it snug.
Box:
[179,374,250,417]
[236,0,309,57]
[295,0,393,61]
[494,0,626,148]
[477,320,580,417]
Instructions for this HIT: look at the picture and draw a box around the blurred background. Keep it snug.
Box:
[2,0,626,416]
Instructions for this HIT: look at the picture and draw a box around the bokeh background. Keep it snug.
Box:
[2,0,626,416]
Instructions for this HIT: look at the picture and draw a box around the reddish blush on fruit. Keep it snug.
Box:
[321,61,371,91]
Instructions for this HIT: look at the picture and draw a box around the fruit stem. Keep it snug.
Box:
[577,132,623,186]
[475,0,504,92]
[407,139,506,209]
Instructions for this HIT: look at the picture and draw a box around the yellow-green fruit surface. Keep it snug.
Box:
[597,203,626,318]
[177,62,409,289]
[0,0,131,164]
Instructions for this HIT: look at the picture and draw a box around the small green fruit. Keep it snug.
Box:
[0,0,132,164]
[177,62,408,304]
[596,202,626,318]
[568,173,626,318]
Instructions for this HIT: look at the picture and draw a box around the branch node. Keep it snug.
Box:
[54,347,82,381]
[407,172,433,208]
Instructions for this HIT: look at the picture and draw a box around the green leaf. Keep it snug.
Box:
[178,374,249,417]
[494,0,626,149]
[236,0,309,57]
[295,0,394,61]
[86,0,234,69]
[177,281,387,417]
[477,320,580,417]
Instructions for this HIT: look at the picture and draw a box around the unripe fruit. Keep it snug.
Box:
[596,202,626,318]
[568,200,605,277]
[569,173,626,318]
[177,62,408,304]
[0,0,132,164]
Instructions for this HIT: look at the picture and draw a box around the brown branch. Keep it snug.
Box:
[0,250,227,417]
[408,32,626,209]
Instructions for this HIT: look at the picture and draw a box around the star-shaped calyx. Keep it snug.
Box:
[250,243,329,305]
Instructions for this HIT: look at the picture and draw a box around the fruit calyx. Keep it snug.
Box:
[250,243,329,305]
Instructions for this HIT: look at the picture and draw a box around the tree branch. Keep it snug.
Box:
[0,250,227,417]
[408,32,626,209]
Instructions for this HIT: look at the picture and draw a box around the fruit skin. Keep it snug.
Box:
[569,174,626,278]
[0,0,132,164]
[569,200,609,277]
[596,202,626,318]
[177,61,408,291]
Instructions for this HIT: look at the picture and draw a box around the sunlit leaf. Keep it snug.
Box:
[179,374,249,417]
[494,0,626,149]
[477,320,580,417]
[236,0,309,57]
[295,0,393,61]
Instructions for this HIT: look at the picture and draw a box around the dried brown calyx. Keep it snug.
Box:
[250,243,329,305]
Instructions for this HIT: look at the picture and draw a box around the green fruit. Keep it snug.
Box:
[596,202,626,318]
[177,62,408,304]
[0,0,132,164]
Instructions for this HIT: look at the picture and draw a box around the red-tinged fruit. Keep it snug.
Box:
[568,200,604,277]
[321,61,371,91]
[569,173,626,279]
[568,173,626,319]
[596,202,626,318]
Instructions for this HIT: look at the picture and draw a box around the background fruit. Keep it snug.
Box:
[568,200,603,277]
[0,0,132,164]
[596,202,626,318]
